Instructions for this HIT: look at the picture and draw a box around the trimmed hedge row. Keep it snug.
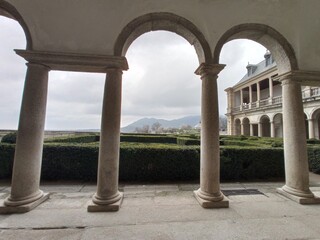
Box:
[120,135,177,144]
[177,137,200,146]
[308,147,320,174]
[0,143,287,181]
[45,135,99,143]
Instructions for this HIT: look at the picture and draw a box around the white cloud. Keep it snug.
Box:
[0,17,266,130]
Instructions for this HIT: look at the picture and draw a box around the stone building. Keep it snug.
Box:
[1,0,320,213]
[226,52,320,139]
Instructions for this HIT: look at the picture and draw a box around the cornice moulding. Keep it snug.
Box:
[15,50,129,73]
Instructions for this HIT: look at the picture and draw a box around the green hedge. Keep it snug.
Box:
[1,132,17,144]
[45,135,99,143]
[220,146,284,180]
[0,143,288,181]
[120,135,177,144]
[0,144,15,178]
[308,147,320,174]
[177,137,200,146]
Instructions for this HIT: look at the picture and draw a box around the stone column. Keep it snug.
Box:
[250,124,254,136]
[276,74,320,204]
[269,77,274,98]
[258,122,262,137]
[249,85,253,109]
[88,68,123,212]
[308,119,315,139]
[240,89,243,111]
[270,121,275,138]
[194,63,228,208]
[240,123,244,135]
[257,82,261,107]
[1,63,50,213]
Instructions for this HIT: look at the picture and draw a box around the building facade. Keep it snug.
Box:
[226,52,320,139]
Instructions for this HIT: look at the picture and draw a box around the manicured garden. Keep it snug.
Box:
[1,132,320,182]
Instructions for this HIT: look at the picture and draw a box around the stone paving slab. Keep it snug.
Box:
[1,180,320,239]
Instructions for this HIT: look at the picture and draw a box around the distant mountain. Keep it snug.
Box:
[121,116,200,133]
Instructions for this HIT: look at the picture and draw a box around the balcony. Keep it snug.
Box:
[231,88,320,113]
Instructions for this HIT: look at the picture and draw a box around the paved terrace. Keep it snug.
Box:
[0,173,319,240]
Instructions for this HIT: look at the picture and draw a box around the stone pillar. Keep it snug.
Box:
[194,63,228,208]
[88,68,124,212]
[276,74,320,204]
[258,122,262,137]
[308,119,315,139]
[257,82,261,107]
[240,123,244,135]
[269,77,274,99]
[249,85,253,109]
[240,89,243,111]
[0,63,50,213]
[250,124,254,136]
[270,121,275,138]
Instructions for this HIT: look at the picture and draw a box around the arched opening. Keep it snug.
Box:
[0,2,29,132]
[234,118,241,135]
[114,12,212,64]
[311,108,320,139]
[121,31,200,132]
[273,113,283,138]
[260,115,271,137]
[213,23,298,74]
[242,117,250,136]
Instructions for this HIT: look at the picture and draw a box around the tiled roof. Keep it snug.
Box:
[235,58,277,86]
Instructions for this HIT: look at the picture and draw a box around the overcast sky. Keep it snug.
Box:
[0,17,266,130]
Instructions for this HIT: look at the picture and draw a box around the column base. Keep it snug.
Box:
[194,189,229,208]
[0,192,50,214]
[277,187,320,204]
[87,192,123,212]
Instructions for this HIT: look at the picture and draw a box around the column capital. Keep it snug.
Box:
[26,62,51,71]
[195,63,226,78]
[106,68,123,75]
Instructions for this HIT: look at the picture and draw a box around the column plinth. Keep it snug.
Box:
[194,63,229,208]
[0,63,50,214]
[88,68,124,212]
[276,75,320,204]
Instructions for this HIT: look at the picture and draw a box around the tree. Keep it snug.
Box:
[151,122,162,133]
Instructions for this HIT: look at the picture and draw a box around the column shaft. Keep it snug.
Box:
[194,63,228,208]
[90,69,123,210]
[308,119,315,139]
[280,78,313,198]
[249,85,253,109]
[5,63,49,207]
[257,82,261,107]
[240,123,244,135]
[269,77,274,98]
[240,89,243,111]
[250,124,254,136]
[258,122,262,137]
[270,121,275,138]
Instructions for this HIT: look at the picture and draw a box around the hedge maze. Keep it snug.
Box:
[1,133,319,181]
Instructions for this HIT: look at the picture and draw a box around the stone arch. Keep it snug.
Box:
[114,12,212,64]
[213,23,298,74]
[242,117,250,136]
[0,0,32,49]
[273,113,283,138]
[260,115,271,137]
[234,118,241,135]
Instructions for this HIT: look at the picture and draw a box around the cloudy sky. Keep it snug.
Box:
[0,17,266,130]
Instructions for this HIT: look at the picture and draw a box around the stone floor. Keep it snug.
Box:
[0,174,320,240]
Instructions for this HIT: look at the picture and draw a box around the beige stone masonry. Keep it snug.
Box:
[194,63,229,208]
